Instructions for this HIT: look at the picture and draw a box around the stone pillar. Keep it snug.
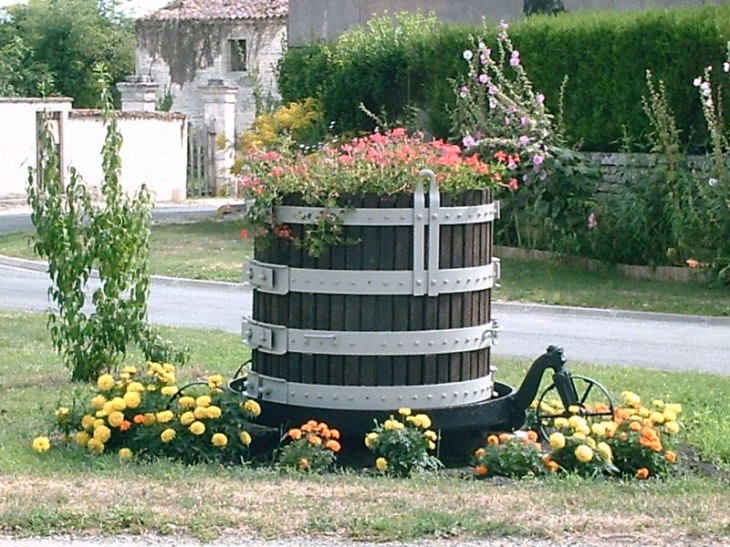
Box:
[200,78,239,195]
[116,75,159,112]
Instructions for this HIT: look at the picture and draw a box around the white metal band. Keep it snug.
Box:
[245,259,499,295]
[273,201,499,226]
[242,317,500,356]
[242,370,495,410]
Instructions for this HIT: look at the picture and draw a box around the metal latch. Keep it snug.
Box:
[244,260,290,294]
[241,317,288,354]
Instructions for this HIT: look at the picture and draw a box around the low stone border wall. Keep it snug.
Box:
[495,245,708,283]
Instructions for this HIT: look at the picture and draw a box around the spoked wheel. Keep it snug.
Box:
[534,374,615,439]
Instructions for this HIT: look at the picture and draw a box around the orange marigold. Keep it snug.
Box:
[636,468,650,480]
[475,448,487,458]
[526,430,539,443]
[288,428,302,440]
[486,435,499,446]
[299,458,309,470]
[498,433,511,443]
[329,429,341,440]
[547,461,560,473]
[629,421,642,432]
[650,441,663,452]
[119,420,131,432]
[665,451,677,463]
[308,434,322,445]
[325,439,341,453]
[133,414,145,424]
[475,465,488,476]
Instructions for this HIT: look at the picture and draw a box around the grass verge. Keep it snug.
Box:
[1,219,729,316]
[1,310,729,543]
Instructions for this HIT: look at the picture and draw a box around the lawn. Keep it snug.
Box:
[1,310,729,543]
[1,218,730,316]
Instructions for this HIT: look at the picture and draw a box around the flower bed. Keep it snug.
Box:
[33,363,686,482]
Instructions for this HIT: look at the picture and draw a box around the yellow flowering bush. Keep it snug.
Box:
[365,408,442,477]
[33,362,261,464]
[275,420,342,473]
[472,431,545,479]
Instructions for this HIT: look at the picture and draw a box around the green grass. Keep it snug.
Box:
[1,310,729,541]
[2,218,729,316]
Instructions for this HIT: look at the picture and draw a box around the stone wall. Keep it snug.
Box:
[135,18,286,134]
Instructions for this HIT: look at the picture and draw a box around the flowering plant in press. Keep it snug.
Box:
[235,127,507,256]
[276,420,342,472]
[365,408,442,477]
[32,362,262,465]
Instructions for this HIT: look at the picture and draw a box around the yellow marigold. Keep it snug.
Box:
[120,373,130,381]
[118,448,133,461]
[87,438,105,455]
[208,374,224,389]
[596,442,613,462]
[156,410,174,424]
[180,411,195,426]
[424,430,438,441]
[414,414,431,429]
[384,419,400,430]
[621,391,641,407]
[591,423,606,437]
[364,432,379,448]
[142,413,156,427]
[243,399,261,417]
[211,433,228,448]
[126,381,145,393]
[375,457,388,472]
[586,437,597,449]
[32,436,51,453]
[161,372,176,385]
[97,374,115,391]
[554,417,570,429]
[178,396,196,409]
[575,424,591,436]
[398,407,412,416]
[93,418,105,429]
[94,410,106,418]
[81,415,95,431]
[55,407,70,422]
[664,421,680,435]
[239,431,252,446]
[161,386,179,397]
[664,403,682,415]
[427,440,436,450]
[196,395,211,408]
[111,397,126,411]
[102,401,115,415]
[93,425,111,443]
[568,405,581,414]
[650,411,665,425]
[122,365,138,375]
[652,399,665,408]
[189,421,206,436]
[107,411,125,428]
[122,391,141,410]
[574,444,594,463]
[549,432,566,450]
[75,431,90,446]
[194,406,208,420]
[162,363,175,373]
[573,432,587,440]
[160,428,176,443]
[568,415,587,431]
[206,405,222,419]
[147,385,157,392]
[663,410,678,422]
[90,395,107,410]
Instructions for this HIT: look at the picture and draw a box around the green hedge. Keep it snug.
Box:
[278,6,730,151]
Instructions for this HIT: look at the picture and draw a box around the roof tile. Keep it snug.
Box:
[144,0,288,21]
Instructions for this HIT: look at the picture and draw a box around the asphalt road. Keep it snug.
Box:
[2,261,729,374]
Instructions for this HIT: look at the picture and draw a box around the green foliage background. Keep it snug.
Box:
[0,0,134,106]
[278,6,730,151]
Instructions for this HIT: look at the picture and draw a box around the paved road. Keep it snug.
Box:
[2,261,729,374]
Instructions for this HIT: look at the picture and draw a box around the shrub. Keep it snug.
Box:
[34,362,261,464]
[364,408,442,477]
[276,420,342,473]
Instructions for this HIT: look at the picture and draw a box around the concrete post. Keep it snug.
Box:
[200,78,239,195]
[116,75,159,112]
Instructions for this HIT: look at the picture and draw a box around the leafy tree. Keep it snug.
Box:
[0,0,134,106]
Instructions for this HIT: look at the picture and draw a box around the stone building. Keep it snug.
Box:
[133,0,287,134]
